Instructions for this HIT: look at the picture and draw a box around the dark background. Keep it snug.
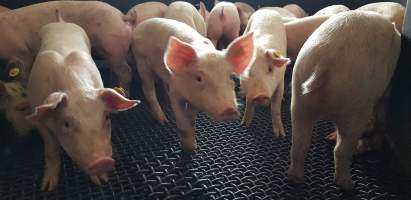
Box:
[0,0,407,15]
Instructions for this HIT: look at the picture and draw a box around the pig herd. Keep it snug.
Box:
[0,0,407,193]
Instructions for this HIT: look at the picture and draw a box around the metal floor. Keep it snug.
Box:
[1,67,411,200]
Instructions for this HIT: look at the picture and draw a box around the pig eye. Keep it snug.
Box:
[64,121,70,128]
[195,75,202,83]
[268,66,273,73]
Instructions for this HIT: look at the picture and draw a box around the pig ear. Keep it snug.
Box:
[225,32,255,75]
[164,36,197,74]
[265,49,291,67]
[199,1,207,20]
[26,92,68,121]
[99,88,140,112]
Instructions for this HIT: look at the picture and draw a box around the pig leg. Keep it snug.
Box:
[241,99,255,127]
[170,96,198,151]
[38,126,61,192]
[136,57,168,124]
[287,102,315,182]
[333,117,367,190]
[271,81,285,138]
[108,56,132,98]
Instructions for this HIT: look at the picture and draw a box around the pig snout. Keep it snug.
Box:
[215,107,240,121]
[87,157,115,176]
[252,95,270,106]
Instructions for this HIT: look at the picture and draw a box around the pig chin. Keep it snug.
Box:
[70,151,115,176]
[207,106,240,122]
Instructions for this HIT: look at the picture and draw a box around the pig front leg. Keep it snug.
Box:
[287,101,315,183]
[271,81,286,138]
[136,57,168,124]
[108,56,132,98]
[170,95,198,151]
[241,99,255,127]
[38,125,61,192]
[334,116,368,190]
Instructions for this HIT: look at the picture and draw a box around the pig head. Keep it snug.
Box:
[164,32,255,121]
[27,89,137,184]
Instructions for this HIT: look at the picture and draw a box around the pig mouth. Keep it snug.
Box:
[251,95,271,106]
[85,157,115,176]
[211,108,240,122]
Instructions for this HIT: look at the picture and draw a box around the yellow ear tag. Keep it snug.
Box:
[9,67,20,77]
[114,87,126,97]
[273,50,283,58]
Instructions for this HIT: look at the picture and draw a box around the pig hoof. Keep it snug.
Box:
[182,143,198,153]
[156,115,169,125]
[41,173,59,192]
[287,168,304,183]
[90,173,109,185]
[325,131,338,141]
[335,177,353,191]
[241,117,252,127]
[273,126,286,138]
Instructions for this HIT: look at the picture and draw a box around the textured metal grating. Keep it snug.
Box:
[0,66,411,200]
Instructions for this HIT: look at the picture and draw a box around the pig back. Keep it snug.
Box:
[294,11,401,110]
[38,22,91,57]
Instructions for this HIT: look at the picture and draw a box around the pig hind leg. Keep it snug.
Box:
[334,115,369,190]
[287,101,315,182]
[136,56,168,124]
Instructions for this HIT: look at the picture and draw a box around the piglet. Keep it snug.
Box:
[125,1,168,28]
[287,11,401,190]
[240,10,290,137]
[26,14,139,191]
[0,80,36,158]
[207,1,241,48]
[132,18,255,151]
[234,2,255,33]
[357,2,405,32]
[283,4,307,18]
[164,1,207,37]
[314,5,350,16]
[0,80,34,138]
[0,1,134,97]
